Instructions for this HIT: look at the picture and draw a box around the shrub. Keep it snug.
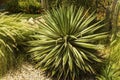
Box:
[96,38,120,80]
[6,0,42,14]
[28,6,108,80]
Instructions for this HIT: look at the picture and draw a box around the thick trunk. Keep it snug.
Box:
[41,0,48,10]
[111,0,119,41]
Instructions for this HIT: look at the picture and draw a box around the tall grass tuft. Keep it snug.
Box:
[0,13,34,77]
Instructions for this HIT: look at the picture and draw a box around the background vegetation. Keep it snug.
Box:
[0,0,120,80]
[6,0,42,13]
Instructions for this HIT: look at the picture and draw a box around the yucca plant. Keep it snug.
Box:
[28,6,108,80]
[19,0,42,14]
[0,13,33,77]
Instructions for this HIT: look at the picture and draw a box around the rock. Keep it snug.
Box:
[28,17,35,25]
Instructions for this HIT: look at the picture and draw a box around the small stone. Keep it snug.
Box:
[28,17,35,24]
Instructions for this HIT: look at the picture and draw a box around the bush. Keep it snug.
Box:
[96,38,120,80]
[28,6,108,80]
[6,0,42,14]
[19,0,42,14]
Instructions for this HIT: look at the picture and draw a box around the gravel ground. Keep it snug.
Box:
[1,62,51,80]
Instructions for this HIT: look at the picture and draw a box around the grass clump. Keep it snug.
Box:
[0,12,34,77]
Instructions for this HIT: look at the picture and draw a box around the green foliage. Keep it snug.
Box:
[0,27,16,76]
[6,0,42,14]
[96,38,120,80]
[0,13,33,77]
[48,0,101,10]
[28,6,108,80]
[19,0,42,14]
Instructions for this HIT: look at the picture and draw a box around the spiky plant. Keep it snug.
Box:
[28,6,108,80]
[0,13,33,77]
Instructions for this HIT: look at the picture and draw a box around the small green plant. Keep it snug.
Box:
[96,38,120,80]
[28,6,108,80]
[19,0,42,14]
